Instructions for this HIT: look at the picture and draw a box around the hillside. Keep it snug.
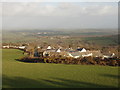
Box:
[2,30,118,46]
[82,34,118,46]
[2,49,119,88]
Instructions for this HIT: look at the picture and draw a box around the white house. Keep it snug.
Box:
[2,45,10,48]
[37,46,40,49]
[68,52,81,58]
[47,46,52,50]
[56,49,61,52]
[102,53,115,59]
[77,48,87,52]
[74,56,80,58]
[18,46,26,49]
[82,53,93,57]
[111,53,115,57]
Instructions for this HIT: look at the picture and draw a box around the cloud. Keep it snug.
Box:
[2,2,117,17]
[1,0,119,2]
[81,5,117,16]
[2,2,118,30]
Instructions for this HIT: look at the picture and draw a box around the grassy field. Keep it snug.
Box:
[2,49,119,88]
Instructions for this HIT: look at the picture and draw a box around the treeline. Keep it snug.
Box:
[18,56,120,66]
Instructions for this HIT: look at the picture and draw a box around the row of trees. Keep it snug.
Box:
[18,56,120,66]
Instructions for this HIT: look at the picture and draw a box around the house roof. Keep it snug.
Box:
[77,48,83,51]
[79,52,91,55]
[87,51,103,57]
[77,48,86,51]
[69,52,81,57]
[56,49,61,52]
[47,46,52,49]
[102,53,112,56]
[45,49,56,52]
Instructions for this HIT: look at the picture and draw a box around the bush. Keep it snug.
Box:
[18,56,120,66]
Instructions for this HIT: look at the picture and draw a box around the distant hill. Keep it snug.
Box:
[2,30,118,45]
[82,34,118,46]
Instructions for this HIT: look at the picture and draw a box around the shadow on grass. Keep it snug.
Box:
[2,75,54,88]
[100,74,120,79]
[2,75,116,88]
[15,59,44,63]
[42,77,116,88]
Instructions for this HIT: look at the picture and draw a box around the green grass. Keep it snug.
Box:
[2,49,119,88]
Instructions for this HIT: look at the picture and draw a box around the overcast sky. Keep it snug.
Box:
[1,1,118,30]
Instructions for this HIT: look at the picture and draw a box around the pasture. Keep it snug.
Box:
[2,49,119,88]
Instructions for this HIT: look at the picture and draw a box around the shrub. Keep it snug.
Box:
[18,56,120,66]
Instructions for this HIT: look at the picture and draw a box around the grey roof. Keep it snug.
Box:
[77,48,84,51]
[45,49,56,52]
[69,52,81,56]
[87,51,103,57]
[102,53,113,56]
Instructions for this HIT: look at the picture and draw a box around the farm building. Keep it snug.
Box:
[2,45,10,48]
[86,51,103,57]
[47,46,52,50]
[77,48,87,52]
[67,50,103,58]
[2,45,19,49]
[67,52,81,58]
[102,53,116,59]
[18,46,26,49]
[23,45,117,60]
[43,49,56,56]
[43,48,62,57]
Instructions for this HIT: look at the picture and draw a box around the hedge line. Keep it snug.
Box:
[18,56,120,66]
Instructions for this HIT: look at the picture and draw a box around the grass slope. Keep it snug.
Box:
[2,49,119,88]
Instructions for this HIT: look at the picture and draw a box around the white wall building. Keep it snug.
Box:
[56,49,61,52]
[82,53,93,57]
[77,48,87,52]
[47,46,52,50]
[18,46,26,49]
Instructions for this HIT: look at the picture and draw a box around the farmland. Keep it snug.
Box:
[2,30,118,50]
[83,35,118,46]
[2,49,119,88]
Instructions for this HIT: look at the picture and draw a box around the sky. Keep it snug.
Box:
[1,0,119,2]
[0,0,118,30]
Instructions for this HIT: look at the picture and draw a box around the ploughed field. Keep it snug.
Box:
[2,49,119,88]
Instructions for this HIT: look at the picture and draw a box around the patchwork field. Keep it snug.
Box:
[83,35,118,46]
[2,30,118,47]
[2,49,119,88]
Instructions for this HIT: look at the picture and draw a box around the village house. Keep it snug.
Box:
[102,53,115,59]
[2,45,10,48]
[23,44,116,59]
[33,45,67,57]
[47,45,52,50]
[43,48,62,57]
[34,46,98,58]
[18,46,26,49]
[86,51,103,57]
[67,52,81,58]
[2,45,19,49]
[77,47,87,52]
[66,49,104,58]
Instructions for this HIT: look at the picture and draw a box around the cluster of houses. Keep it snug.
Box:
[33,45,115,59]
[2,44,116,59]
[2,45,26,49]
